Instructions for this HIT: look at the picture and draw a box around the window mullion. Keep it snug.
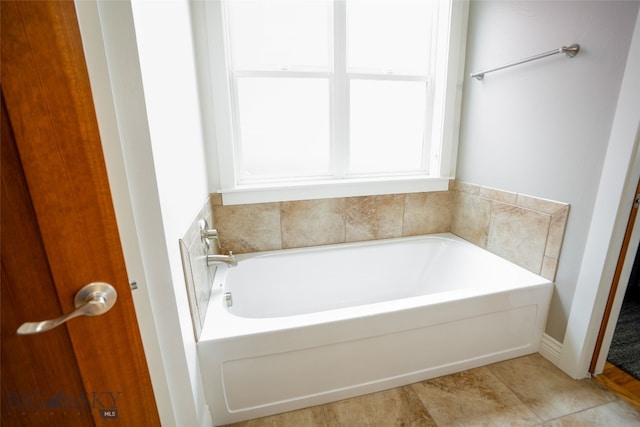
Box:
[229,72,244,185]
[333,0,348,178]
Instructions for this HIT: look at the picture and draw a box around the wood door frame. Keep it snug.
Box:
[590,178,640,373]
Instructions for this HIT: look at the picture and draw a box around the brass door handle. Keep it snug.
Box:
[17,282,117,335]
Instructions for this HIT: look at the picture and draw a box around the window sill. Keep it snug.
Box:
[218,176,452,205]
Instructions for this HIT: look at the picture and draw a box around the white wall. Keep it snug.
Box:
[457,0,639,341]
[76,0,212,425]
[130,0,211,425]
[560,12,640,378]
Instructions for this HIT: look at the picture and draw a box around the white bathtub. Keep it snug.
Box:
[198,233,553,425]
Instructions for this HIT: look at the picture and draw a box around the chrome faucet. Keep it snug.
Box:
[206,251,238,267]
[200,221,221,251]
[199,220,238,267]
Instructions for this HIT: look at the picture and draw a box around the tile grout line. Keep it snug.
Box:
[541,398,623,424]
[486,357,629,424]
[484,363,546,425]
[319,403,329,427]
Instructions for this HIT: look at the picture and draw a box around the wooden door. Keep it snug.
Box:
[1,1,160,426]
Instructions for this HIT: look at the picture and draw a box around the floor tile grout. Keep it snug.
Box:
[484,363,546,425]
[541,398,618,425]
[486,356,626,423]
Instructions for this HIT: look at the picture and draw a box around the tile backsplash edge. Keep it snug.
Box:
[180,197,216,341]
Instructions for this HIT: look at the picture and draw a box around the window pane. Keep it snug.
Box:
[347,0,434,74]
[349,80,426,174]
[236,78,330,180]
[226,0,330,70]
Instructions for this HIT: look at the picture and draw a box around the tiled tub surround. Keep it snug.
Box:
[450,181,569,281]
[210,191,453,253]
[179,198,216,340]
[181,182,568,341]
[210,181,568,281]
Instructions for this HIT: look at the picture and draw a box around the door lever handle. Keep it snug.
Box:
[17,282,117,335]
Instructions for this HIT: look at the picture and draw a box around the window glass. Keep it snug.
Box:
[349,79,427,174]
[346,0,434,74]
[209,0,464,202]
[226,0,331,70]
[236,77,331,179]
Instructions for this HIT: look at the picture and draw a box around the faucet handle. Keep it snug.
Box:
[199,219,221,251]
[201,228,219,240]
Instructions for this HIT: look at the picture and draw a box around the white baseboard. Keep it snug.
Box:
[539,333,563,366]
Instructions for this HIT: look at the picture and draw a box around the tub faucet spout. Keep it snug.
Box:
[207,251,238,267]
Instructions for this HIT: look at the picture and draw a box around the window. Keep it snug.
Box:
[204,0,468,204]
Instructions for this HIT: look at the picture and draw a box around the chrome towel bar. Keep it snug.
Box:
[470,44,580,80]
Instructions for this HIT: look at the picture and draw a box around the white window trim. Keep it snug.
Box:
[203,0,469,205]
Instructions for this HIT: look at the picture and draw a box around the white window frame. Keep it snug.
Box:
[203,0,469,205]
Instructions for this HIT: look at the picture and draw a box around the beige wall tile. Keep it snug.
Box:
[180,197,215,340]
[403,191,452,236]
[487,203,551,274]
[208,181,570,282]
[451,191,491,247]
[210,192,223,206]
[179,239,200,340]
[213,202,282,253]
[345,194,404,242]
[453,180,481,195]
[541,256,559,281]
[281,198,346,249]
[516,193,568,215]
[546,206,570,259]
[186,236,214,337]
[479,186,518,204]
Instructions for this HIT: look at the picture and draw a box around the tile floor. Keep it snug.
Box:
[224,354,640,426]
